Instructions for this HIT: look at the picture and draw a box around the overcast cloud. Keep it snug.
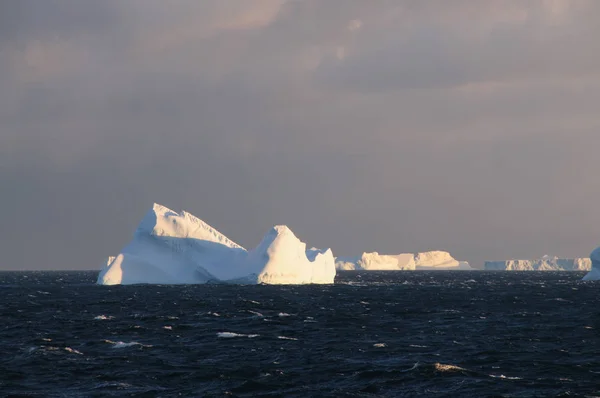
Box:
[1,0,599,270]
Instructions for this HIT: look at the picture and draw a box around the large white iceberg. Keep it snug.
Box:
[582,247,600,280]
[97,203,335,285]
[335,251,471,271]
[485,255,591,271]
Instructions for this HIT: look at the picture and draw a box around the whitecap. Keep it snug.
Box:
[401,362,420,372]
[278,313,290,317]
[278,336,298,341]
[64,347,83,355]
[373,343,387,348]
[247,310,264,318]
[104,340,152,349]
[217,332,259,338]
[163,326,172,330]
[548,298,572,303]
[489,374,522,380]
[433,363,466,373]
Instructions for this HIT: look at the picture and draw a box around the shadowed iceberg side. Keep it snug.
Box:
[97,203,335,285]
[582,247,600,281]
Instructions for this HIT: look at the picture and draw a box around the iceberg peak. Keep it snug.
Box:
[136,203,243,250]
[264,225,296,240]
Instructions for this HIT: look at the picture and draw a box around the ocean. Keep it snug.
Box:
[1,271,598,397]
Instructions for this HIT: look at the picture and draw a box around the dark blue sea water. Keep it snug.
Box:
[1,271,599,397]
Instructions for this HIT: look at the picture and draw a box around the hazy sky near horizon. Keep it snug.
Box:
[2,0,600,270]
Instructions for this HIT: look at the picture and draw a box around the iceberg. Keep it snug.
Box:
[97,203,335,285]
[335,251,471,271]
[335,252,416,271]
[582,247,600,280]
[485,255,591,271]
[413,251,472,270]
[247,226,336,284]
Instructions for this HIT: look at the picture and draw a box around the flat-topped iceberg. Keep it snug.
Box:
[336,252,416,271]
[413,251,472,270]
[582,247,600,280]
[485,255,591,271]
[335,251,471,271]
[97,204,335,285]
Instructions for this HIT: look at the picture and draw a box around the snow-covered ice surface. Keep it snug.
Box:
[97,204,335,285]
[336,251,471,271]
[582,247,600,280]
[486,255,592,272]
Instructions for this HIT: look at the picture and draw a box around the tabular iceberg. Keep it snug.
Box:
[413,251,472,270]
[485,255,591,271]
[335,251,471,271]
[336,252,416,271]
[97,203,335,285]
[582,247,600,281]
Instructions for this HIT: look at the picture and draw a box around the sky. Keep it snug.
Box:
[1,0,600,270]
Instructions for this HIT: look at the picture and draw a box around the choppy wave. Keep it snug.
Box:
[0,270,599,396]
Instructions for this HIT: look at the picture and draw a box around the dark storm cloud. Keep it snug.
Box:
[1,0,599,270]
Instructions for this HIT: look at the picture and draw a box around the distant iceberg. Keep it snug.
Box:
[335,251,471,271]
[413,251,472,270]
[582,247,600,280]
[336,252,416,271]
[97,204,335,285]
[485,255,591,271]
